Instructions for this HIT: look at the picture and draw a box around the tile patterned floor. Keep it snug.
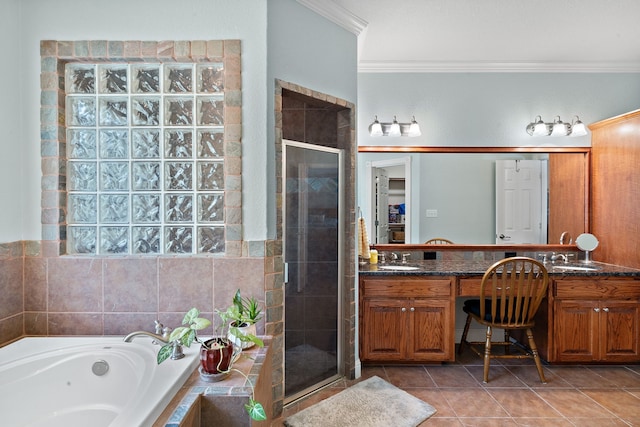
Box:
[272,346,640,426]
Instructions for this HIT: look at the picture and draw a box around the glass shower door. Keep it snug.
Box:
[283,140,343,402]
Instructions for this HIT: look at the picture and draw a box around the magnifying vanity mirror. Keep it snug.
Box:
[358,146,590,248]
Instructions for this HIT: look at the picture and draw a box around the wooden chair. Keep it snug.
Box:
[424,238,454,244]
[458,257,549,383]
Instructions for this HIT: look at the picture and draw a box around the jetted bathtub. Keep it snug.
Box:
[0,336,200,427]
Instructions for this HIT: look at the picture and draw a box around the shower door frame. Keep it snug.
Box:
[283,139,345,404]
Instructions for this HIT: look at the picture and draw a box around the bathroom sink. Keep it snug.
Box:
[552,264,600,272]
[378,265,420,271]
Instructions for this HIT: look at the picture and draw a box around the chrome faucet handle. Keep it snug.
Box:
[170,340,185,360]
[402,253,411,263]
[162,326,172,340]
[154,320,164,335]
[153,320,172,344]
[379,252,386,264]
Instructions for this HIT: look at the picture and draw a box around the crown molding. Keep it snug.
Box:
[296,0,367,35]
[358,60,640,73]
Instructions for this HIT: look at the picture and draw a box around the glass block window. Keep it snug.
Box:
[66,62,226,255]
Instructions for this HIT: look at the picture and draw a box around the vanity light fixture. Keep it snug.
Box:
[526,115,588,137]
[368,116,383,136]
[550,116,568,137]
[368,115,421,137]
[570,116,587,136]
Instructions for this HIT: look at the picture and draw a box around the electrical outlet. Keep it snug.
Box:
[426,209,438,218]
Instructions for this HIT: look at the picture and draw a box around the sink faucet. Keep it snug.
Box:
[550,253,568,263]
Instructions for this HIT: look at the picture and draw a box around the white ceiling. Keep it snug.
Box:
[300,0,640,72]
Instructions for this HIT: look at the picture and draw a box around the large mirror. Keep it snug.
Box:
[357,147,589,246]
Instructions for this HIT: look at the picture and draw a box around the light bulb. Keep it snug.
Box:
[368,116,383,136]
[389,116,401,137]
[408,117,421,137]
[570,116,587,136]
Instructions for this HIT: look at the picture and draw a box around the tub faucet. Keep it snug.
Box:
[123,330,169,344]
[123,331,185,360]
[154,320,172,344]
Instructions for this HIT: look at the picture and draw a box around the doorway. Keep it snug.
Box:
[365,157,412,244]
[283,140,343,401]
[495,159,548,244]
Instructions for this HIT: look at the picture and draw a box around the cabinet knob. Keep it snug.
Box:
[401,307,407,312]
[594,307,600,312]
[603,307,609,312]
[410,307,415,312]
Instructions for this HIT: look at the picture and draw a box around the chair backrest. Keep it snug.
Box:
[425,238,454,244]
[479,257,549,328]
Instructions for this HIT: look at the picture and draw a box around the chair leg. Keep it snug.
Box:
[504,329,510,355]
[483,325,493,383]
[458,314,472,355]
[526,328,547,384]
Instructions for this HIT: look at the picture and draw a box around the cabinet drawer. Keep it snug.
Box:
[555,279,640,299]
[458,277,491,297]
[362,277,452,298]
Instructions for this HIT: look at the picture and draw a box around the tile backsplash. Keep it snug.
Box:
[0,240,273,346]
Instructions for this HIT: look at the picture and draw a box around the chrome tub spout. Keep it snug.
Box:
[123,331,168,344]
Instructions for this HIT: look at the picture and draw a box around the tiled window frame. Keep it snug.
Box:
[40,40,243,256]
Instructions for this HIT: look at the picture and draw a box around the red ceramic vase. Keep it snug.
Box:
[200,338,234,374]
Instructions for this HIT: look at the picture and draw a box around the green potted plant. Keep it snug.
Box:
[225,289,264,349]
[157,308,266,421]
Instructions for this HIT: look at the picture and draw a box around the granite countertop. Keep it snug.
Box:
[359,260,640,277]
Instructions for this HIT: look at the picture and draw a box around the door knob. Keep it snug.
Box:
[594,307,600,312]
[602,307,609,312]
[401,307,407,312]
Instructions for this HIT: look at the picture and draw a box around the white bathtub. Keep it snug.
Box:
[0,336,199,427]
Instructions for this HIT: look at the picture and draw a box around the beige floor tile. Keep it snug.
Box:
[465,365,527,387]
[585,366,640,388]
[533,388,614,418]
[581,389,640,418]
[277,363,640,426]
[511,418,574,426]
[439,388,509,418]
[546,366,619,388]
[407,388,456,417]
[384,365,437,388]
[426,365,481,388]
[457,417,519,426]
[486,388,561,418]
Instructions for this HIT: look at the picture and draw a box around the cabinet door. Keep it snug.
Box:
[600,301,640,362]
[555,300,598,362]
[410,298,454,361]
[361,299,408,361]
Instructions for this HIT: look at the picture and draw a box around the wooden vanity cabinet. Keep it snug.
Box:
[552,277,640,363]
[359,276,455,362]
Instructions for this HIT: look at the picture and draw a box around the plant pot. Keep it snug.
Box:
[200,338,235,376]
[228,322,257,350]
